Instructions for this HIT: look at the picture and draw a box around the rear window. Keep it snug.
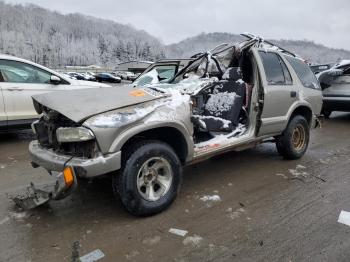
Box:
[285,56,320,89]
[259,51,292,85]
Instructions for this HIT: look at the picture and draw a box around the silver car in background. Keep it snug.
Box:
[317,60,350,118]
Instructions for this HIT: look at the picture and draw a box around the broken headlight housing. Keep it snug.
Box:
[56,127,95,143]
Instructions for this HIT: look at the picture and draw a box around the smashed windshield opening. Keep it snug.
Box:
[171,45,236,84]
[133,65,177,86]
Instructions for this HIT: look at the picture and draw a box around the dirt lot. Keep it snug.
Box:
[0,113,350,262]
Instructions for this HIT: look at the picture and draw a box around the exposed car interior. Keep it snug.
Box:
[177,45,255,144]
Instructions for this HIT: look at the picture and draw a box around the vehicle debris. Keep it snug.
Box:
[79,249,105,262]
[169,228,188,237]
[8,182,53,210]
[338,210,350,227]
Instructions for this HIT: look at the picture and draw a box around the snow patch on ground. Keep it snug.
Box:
[0,216,10,225]
[288,164,310,180]
[289,168,309,179]
[227,207,246,220]
[9,211,27,220]
[320,158,331,164]
[142,236,161,245]
[275,173,288,179]
[200,195,221,202]
[125,250,140,260]
[183,235,203,248]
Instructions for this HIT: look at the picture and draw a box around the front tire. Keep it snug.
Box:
[115,141,182,216]
[276,115,310,160]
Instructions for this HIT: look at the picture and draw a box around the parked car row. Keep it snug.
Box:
[62,71,144,83]
[62,71,123,83]
[114,71,140,81]
[65,72,96,81]
[95,73,121,83]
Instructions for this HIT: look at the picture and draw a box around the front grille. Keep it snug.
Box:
[34,111,97,159]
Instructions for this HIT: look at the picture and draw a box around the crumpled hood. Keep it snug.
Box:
[32,86,166,123]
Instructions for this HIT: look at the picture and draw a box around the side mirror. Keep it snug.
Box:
[50,75,61,85]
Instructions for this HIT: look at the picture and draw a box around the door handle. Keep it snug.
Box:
[8,87,24,91]
[290,91,297,98]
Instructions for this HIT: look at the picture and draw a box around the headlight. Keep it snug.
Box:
[56,127,95,143]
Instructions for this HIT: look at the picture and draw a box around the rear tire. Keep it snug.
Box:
[276,115,310,160]
[115,140,182,216]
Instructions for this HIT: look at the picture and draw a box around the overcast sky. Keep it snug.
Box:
[4,0,350,50]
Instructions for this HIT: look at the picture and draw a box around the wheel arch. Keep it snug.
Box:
[110,123,194,164]
[288,104,313,128]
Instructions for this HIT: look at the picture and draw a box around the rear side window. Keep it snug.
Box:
[285,56,320,89]
[259,51,292,85]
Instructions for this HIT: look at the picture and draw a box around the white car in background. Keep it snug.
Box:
[120,71,135,80]
[0,54,110,130]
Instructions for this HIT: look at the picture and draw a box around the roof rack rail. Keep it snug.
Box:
[240,33,298,58]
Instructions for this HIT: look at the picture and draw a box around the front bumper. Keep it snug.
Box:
[29,140,122,178]
[11,166,78,209]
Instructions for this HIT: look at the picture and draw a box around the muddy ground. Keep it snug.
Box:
[0,113,350,262]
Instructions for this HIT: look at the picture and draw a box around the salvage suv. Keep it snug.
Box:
[25,35,322,216]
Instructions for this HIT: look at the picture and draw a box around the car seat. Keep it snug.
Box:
[215,67,246,102]
[192,67,245,132]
